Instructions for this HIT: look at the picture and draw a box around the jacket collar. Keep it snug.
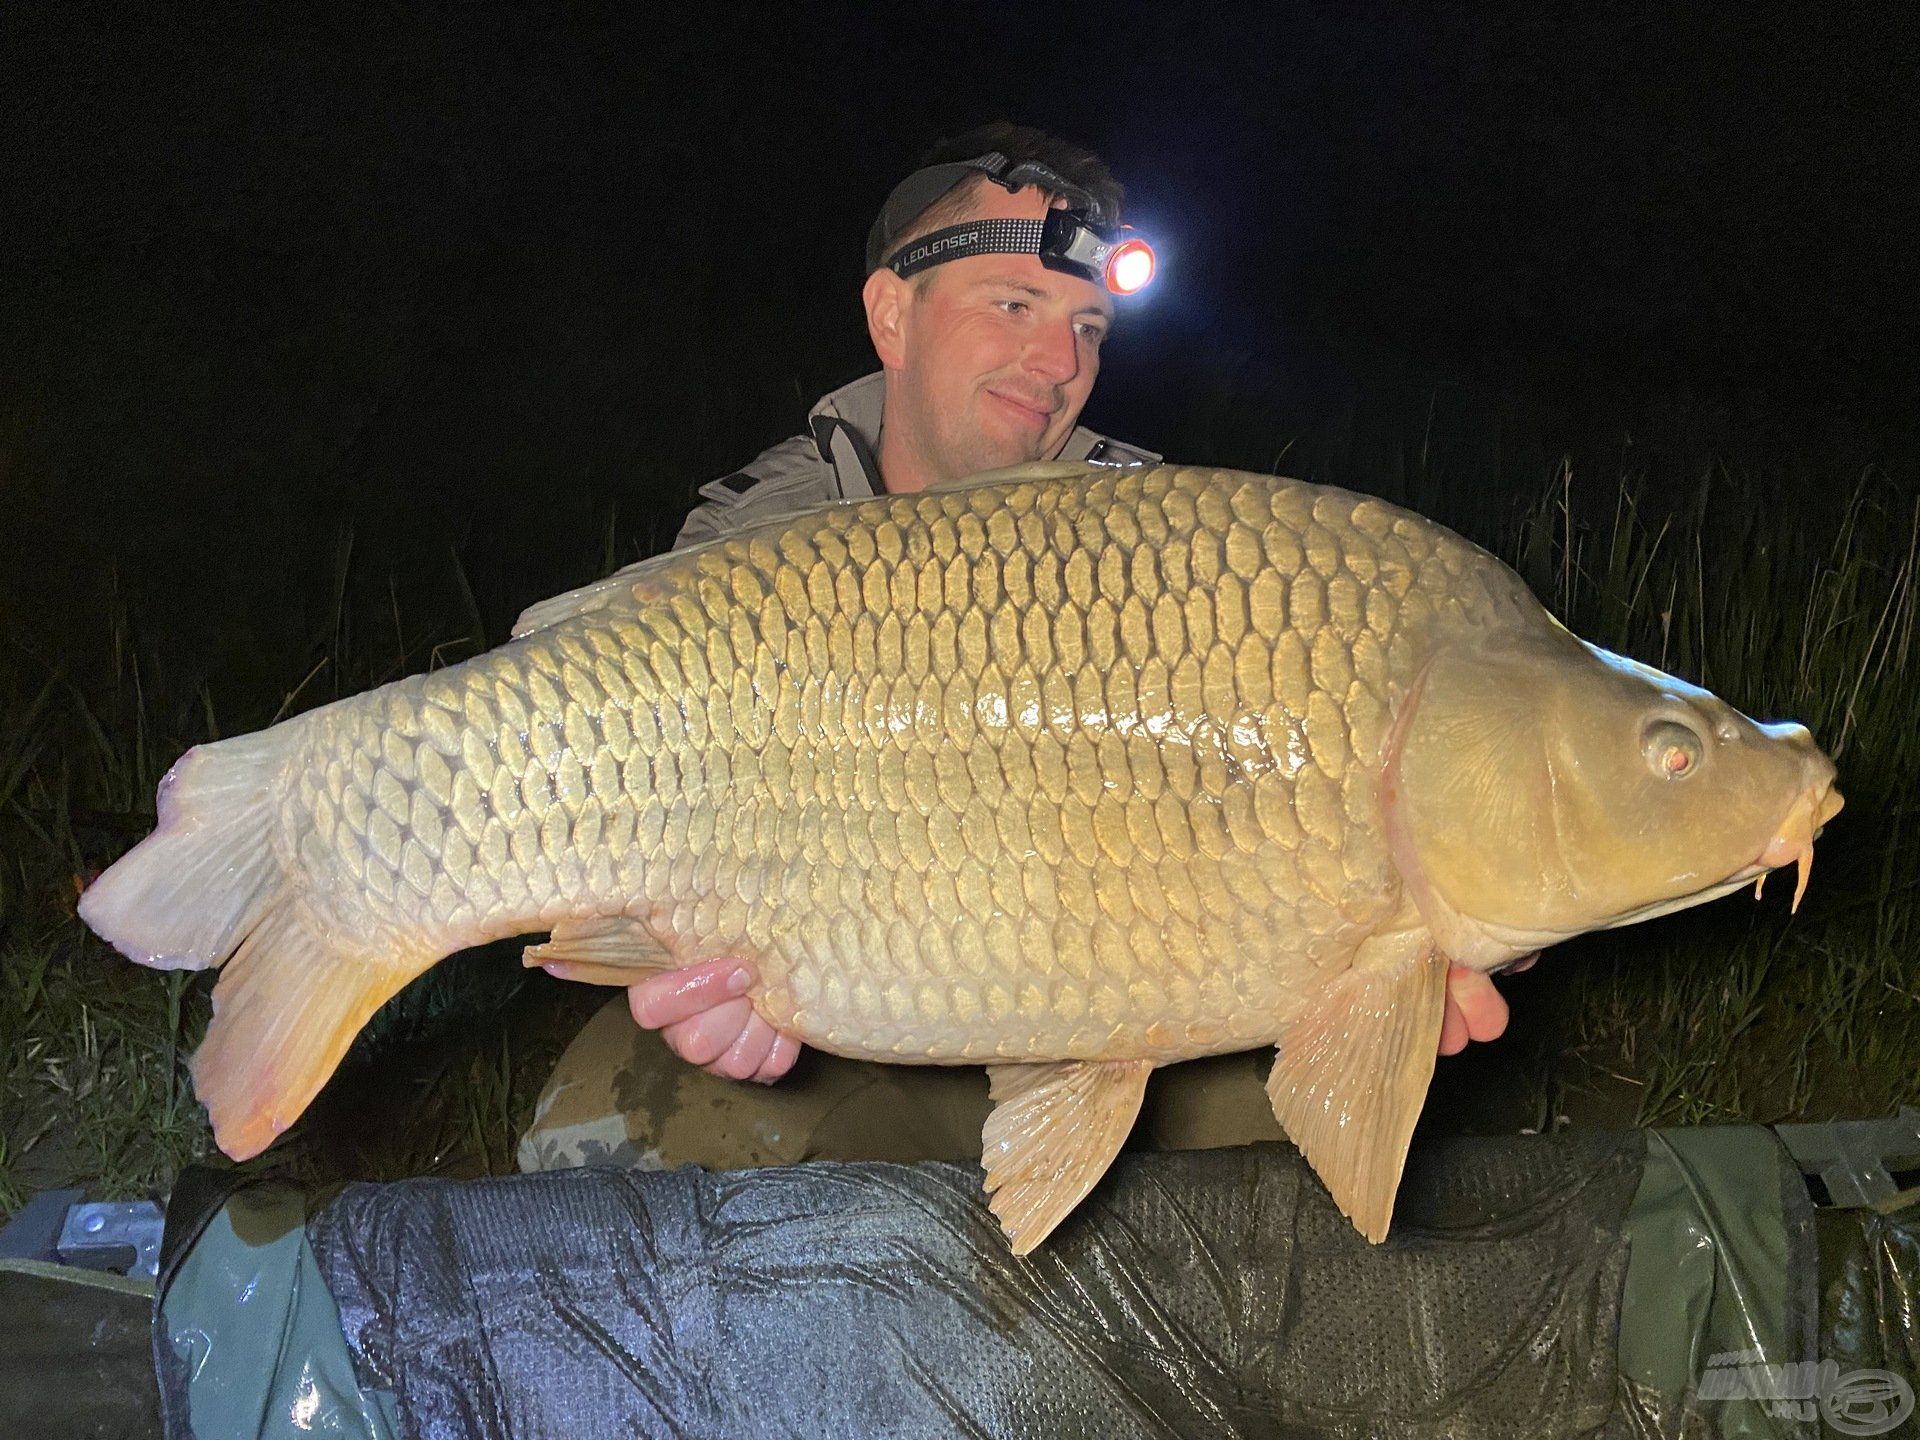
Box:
[808,371,1126,497]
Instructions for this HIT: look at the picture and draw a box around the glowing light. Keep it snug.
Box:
[1106,239,1155,295]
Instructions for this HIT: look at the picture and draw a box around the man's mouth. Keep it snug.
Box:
[986,389,1054,429]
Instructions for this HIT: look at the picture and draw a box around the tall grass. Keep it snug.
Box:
[0,541,597,1207]
[0,437,1914,1211]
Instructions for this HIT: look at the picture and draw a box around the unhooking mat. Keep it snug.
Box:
[148,1125,1877,1440]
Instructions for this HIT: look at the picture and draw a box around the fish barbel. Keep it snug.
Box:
[79,463,1842,1250]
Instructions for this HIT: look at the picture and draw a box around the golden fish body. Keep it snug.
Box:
[281,464,1508,1054]
[80,462,1839,1250]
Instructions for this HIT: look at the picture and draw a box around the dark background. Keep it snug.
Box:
[4,0,1916,711]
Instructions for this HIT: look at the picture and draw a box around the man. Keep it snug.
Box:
[522,126,1521,1172]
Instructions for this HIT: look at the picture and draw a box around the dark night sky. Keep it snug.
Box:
[3,1,1916,701]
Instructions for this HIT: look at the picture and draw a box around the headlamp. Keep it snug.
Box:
[1039,208,1156,295]
[868,150,1158,297]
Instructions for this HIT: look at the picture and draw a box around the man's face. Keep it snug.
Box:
[870,184,1115,488]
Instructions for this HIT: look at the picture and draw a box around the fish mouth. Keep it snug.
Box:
[1589,776,1843,934]
[1750,778,1844,913]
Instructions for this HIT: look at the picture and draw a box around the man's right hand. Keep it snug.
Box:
[624,959,799,1083]
[1438,956,1538,1054]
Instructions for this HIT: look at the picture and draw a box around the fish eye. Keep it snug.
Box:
[1643,720,1703,779]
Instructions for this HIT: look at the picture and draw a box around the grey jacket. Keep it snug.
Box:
[674,372,1162,550]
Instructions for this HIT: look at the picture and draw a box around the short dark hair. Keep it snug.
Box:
[872,122,1125,283]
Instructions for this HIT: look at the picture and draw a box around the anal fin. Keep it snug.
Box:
[195,898,434,1161]
[524,916,675,986]
[1266,932,1448,1243]
[981,1058,1153,1255]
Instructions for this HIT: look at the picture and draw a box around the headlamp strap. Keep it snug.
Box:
[886,218,1046,279]
[968,152,1108,223]
[872,150,1141,288]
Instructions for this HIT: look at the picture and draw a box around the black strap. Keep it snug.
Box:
[887,218,1046,279]
[980,156,1104,221]
[866,150,1109,273]
[810,414,885,498]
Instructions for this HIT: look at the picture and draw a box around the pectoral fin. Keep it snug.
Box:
[981,1058,1153,1255]
[523,916,675,987]
[1266,934,1448,1243]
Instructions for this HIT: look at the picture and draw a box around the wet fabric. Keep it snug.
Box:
[1818,1195,1920,1409]
[312,1132,1652,1439]
[1616,1126,1821,1438]
[154,1179,399,1440]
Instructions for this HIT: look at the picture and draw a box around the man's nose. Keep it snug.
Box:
[1023,318,1080,384]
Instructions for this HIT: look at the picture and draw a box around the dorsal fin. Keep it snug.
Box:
[509,555,680,639]
[923,460,1122,495]
[508,496,861,640]
[509,462,1147,638]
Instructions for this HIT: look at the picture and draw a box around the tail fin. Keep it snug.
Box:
[78,725,433,1160]
[78,730,291,970]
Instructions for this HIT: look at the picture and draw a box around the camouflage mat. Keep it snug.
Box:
[325,1134,1653,1440]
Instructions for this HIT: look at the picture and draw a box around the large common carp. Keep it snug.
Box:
[80,463,1841,1251]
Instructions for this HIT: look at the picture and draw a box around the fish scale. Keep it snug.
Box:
[275,466,1492,1064]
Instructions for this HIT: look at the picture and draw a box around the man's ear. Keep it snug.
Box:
[863,267,913,370]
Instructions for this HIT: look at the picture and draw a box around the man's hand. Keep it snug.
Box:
[1438,957,1537,1055]
[621,953,1538,1079]
[624,959,799,1082]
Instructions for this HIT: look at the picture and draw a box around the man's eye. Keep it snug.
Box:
[998,299,1028,315]
[1077,323,1108,344]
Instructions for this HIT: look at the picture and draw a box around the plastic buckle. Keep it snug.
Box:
[57,1200,165,1280]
